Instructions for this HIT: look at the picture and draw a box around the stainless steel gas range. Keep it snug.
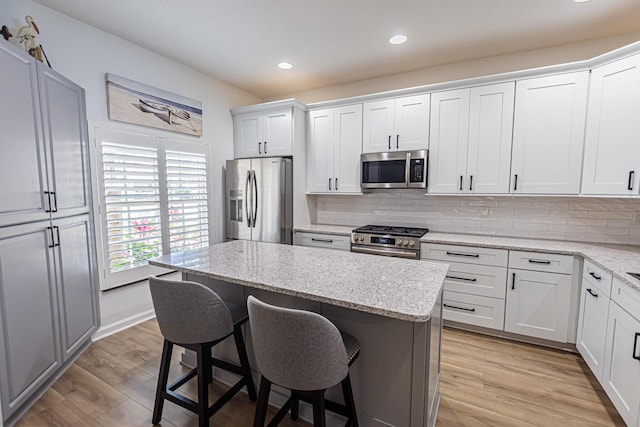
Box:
[351,225,429,259]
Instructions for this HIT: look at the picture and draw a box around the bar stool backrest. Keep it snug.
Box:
[247,295,349,391]
[149,276,233,345]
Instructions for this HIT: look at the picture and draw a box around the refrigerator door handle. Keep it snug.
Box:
[245,170,252,227]
[252,170,259,228]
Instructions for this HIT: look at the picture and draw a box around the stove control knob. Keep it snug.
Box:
[403,240,409,246]
[409,240,415,247]
[353,234,359,242]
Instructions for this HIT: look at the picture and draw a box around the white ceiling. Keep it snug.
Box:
[34,0,640,99]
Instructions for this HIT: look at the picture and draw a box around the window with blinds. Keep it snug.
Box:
[166,149,209,253]
[96,128,210,289]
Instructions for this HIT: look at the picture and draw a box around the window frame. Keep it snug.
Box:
[92,125,211,290]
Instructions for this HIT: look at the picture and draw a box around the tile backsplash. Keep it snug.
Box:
[316,191,640,245]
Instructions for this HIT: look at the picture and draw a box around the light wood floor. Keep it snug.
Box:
[16,320,625,426]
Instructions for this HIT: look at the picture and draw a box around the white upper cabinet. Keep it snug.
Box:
[234,107,293,158]
[582,53,640,195]
[511,72,588,194]
[429,83,514,194]
[0,44,49,227]
[0,44,91,228]
[428,89,470,193]
[307,105,362,194]
[362,94,429,153]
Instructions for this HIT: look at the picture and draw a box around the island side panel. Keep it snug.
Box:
[184,273,439,427]
[321,304,416,427]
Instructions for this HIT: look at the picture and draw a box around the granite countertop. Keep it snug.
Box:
[293,225,640,293]
[149,240,448,322]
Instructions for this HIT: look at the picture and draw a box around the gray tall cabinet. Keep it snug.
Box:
[0,42,99,425]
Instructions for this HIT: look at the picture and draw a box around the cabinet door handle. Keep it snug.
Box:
[459,176,463,191]
[513,174,518,191]
[54,226,61,247]
[396,134,399,150]
[388,135,391,150]
[335,178,339,191]
[51,192,58,212]
[445,275,477,282]
[264,141,267,154]
[444,303,476,313]
[329,178,332,191]
[311,238,333,243]
[588,271,602,281]
[511,272,516,290]
[586,288,598,298]
[634,333,640,361]
[528,259,551,265]
[628,171,635,191]
[47,226,56,248]
[446,251,480,258]
[469,175,473,191]
[258,142,262,154]
[44,191,52,213]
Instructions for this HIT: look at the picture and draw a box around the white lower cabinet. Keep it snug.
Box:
[293,231,350,251]
[423,244,576,343]
[601,278,640,427]
[505,268,573,342]
[576,259,613,380]
[423,244,508,331]
[443,290,505,330]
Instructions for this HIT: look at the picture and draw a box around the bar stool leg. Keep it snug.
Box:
[234,324,257,401]
[311,390,327,427]
[254,375,272,427]
[152,339,173,424]
[341,374,358,427]
[196,345,210,427]
[290,392,299,421]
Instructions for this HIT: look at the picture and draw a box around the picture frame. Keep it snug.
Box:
[106,73,203,136]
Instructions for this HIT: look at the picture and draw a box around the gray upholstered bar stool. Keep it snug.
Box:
[149,276,257,427]
[247,295,360,427]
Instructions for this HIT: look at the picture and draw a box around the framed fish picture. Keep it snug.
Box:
[106,73,203,136]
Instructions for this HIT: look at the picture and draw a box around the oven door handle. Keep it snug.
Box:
[351,245,419,260]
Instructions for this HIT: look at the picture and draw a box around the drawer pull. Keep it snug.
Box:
[311,238,333,243]
[528,259,551,265]
[444,303,476,313]
[586,288,598,298]
[446,251,479,258]
[634,333,640,361]
[445,275,477,282]
[588,271,602,281]
[511,272,516,290]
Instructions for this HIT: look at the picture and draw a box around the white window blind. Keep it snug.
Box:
[95,128,210,289]
[102,142,163,274]
[166,149,209,252]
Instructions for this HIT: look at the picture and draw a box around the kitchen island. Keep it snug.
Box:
[150,240,447,427]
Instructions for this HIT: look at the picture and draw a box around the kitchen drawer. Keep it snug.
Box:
[583,259,613,297]
[421,243,508,267]
[294,232,350,251]
[442,290,505,330]
[611,277,640,321]
[429,261,507,299]
[508,250,573,275]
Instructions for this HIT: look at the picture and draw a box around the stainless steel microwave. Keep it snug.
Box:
[361,149,428,189]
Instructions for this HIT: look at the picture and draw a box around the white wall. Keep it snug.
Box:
[0,1,261,335]
[271,32,640,104]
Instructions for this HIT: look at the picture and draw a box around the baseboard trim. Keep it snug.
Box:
[92,309,156,341]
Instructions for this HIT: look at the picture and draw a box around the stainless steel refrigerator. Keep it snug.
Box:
[226,157,293,244]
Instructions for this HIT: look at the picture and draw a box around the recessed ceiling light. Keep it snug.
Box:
[389,34,408,45]
[574,0,591,2]
[278,62,293,70]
